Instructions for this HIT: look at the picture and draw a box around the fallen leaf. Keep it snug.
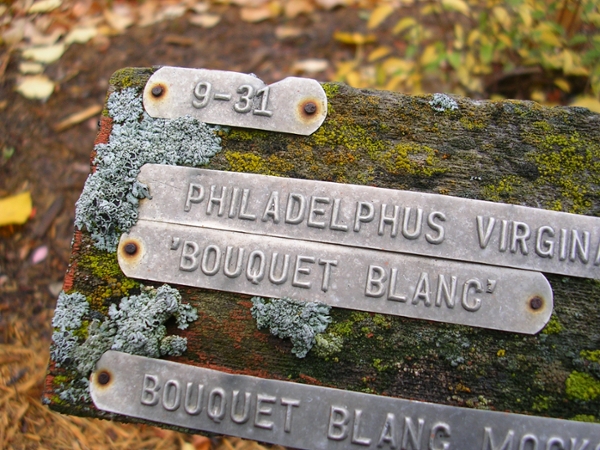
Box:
[367,4,394,30]
[315,0,348,9]
[334,31,376,45]
[28,0,61,14]
[65,27,97,44]
[0,192,33,226]
[570,96,600,113]
[104,6,134,32]
[368,45,391,62]
[284,0,314,18]
[441,0,469,15]
[392,16,416,35]
[554,78,570,93]
[19,62,45,74]
[240,3,280,22]
[15,75,55,100]
[191,2,209,14]
[22,43,66,64]
[189,13,221,28]
[291,58,328,73]
[31,245,49,265]
[163,5,187,19]
[2,19,27,46]
[48,281,63,297]
[275,25,303,39]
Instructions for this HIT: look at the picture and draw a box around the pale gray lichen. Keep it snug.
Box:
[52,291,89,331]
[429,93,459,112]
[74,87,222,251]
[250,296,332,358]
[50,285,197,402]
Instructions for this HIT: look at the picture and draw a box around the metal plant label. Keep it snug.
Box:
[143,67,327,135]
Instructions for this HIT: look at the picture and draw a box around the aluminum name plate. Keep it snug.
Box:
[143,67,327,135]
[135,164,600,279]
[91,351,600,450]
[118,220,552,333]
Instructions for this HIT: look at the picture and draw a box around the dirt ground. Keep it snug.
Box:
[0,5,382,449]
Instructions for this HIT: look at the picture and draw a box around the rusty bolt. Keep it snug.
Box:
[98,371,111,385]
[303,102,317,115]
[124,242,138,255]
[529,296,543,310]
[151,85,164,97]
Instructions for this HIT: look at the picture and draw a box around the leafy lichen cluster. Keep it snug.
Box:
[50,284,197,402]
[250,296,332,358]
[429,93,459,112]
[74,87,222,251]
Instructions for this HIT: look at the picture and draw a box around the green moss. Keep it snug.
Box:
[525,124,600,214]
[322,82,340,98]
[108,67,153,91]
[532,395,553,412]
[580,350,600,362]
[225,152,268,174]
[459,116,487,131]
[571,414,599,423]
[379,142,446,177]
[541,314,564,335]
[565,371,600,401]
[53,375,70,384]
[372,358,390,372]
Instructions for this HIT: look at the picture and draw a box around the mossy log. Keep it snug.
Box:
[45,67,600,429]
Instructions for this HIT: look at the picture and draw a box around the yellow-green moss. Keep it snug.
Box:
[108,67,153,91]
[322,82,340,98]
[524,124,600,214]
[225,152,268,174]
[532,395,552,412]
[541,315,563,335]
[565,371,600,401]
[379,142,446,177]
[460,116,487,131]
[571,414,599,423]
[580,349,600,362]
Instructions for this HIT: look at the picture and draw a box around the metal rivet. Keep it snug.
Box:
[151,85,164,97]
[529,296,543,310]
[98,371,110,385]
[304,102,317,115]
[124,242,138,255]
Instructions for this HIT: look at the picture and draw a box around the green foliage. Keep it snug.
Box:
[336,0,600,104]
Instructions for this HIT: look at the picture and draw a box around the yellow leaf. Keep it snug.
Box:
[381,57,414,75]
[335,60,359,79]
[0,192,32,226]
[28,0,61,14]
[562,50,590,76]
[570,96,600,113]
[554,78,571,93]
[346,71,361,88]
[454,24,464,49]
[368,4,395,30]
[518,4,533,28]
[497,34,512,47]
[22,44,66,64]
[531,90,546,103]
[334,31,376,45]
[385,74,407,92]
[368,46,392,62]
[492,6,510,28]
[420,4,441,15]
[392,17,416,35]
[420,44,438,66]
[441,0,469,15]
[467,29,480,47]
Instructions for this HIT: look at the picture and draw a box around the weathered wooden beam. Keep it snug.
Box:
[45,67,600,437]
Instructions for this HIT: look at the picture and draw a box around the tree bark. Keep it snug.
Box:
[45,67,600,427]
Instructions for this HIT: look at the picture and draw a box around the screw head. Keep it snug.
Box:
[529,296,543,310]
[124,242,138,255]
[98,371,111,385]
[303,102,317,115]
[151,85,164,97]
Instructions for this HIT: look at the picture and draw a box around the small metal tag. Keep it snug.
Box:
[143,67,327,135]
[119,220,552,334]
[91,351,600,450]
[135,164,600,279]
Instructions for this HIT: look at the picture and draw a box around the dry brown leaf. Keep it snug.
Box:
[292,58,329,73]
[240,3,280,22]
[104,6,134,32]
[315,0,349,10]
[284,0,314,18]
[27,0,61,14]
[22,43,66,64]
[275,25,303,39]
[2,19,27,46]
[189,13,221,28]
[163,4,187,19]
[191,2,209,14]
[27,26,64,46]
[53,104,103,132]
